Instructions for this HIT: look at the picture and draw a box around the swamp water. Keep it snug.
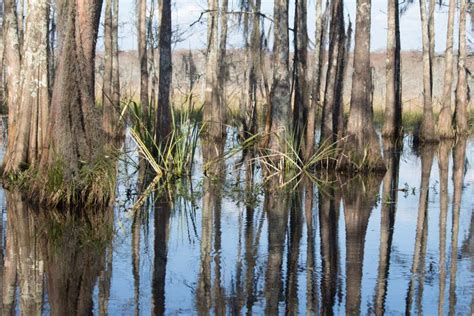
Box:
[0,132,472,315]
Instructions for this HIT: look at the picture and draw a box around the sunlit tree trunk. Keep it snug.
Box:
[382,0,402,138]
[155,0,172,145]
[293,0,308,144]
[204,0,226,146]
[454,0,468,135]
[3,0,49,173]
[138,0,148,110]
[418,0,437,142]
[102,0,114,139]
[437,0,456,138]
[268,0,290,154]
[40,0,104,179]
[340,0,385,171]
[3,0,21,167]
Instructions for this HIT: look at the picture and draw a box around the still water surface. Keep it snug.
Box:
[0,134,472,315]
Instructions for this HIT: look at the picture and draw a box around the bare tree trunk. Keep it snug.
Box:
[155,0,173,145]
[41,0,103,178]
[437,0,456,138]
[320,0,344,146]
[203,0,225,145]
[138,0,148,110]
[111,0,120,113]
[268,0,290,155]
[382,0,402,138]
[418,0,437,142]
[102,0,113,139]
[17,0,24,49]
[305,0,324,160]
[243,0,261,140]
[340,0,385,171]
[454,0,468,134]
[3,0,49,173]
[3,0,21,142]
[293,0,308,145]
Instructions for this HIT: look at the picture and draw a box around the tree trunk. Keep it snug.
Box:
[102,0,113,139]
[3,0,49,173]
[203,0,225,145]
[382,0,402,138]
[437,0,456,138]
[454,0,468,134]
[340,0,385,171]
[243,0,261,140]
[111,0,120,113]
[418,0,437,142]
[41,0,103,178]
[293,0,308,146]
[155,0,173,145]
[320,0,344,146]
[268,0,290,155]
[138,0,148,109]
[305,0,324,160]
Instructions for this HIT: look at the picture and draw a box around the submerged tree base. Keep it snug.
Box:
[335,135,387,174]
[2,152,118,209]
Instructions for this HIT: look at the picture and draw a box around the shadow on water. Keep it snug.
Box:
[0,133,473,314]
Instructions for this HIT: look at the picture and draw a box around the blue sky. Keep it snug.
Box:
[112,0,471,52]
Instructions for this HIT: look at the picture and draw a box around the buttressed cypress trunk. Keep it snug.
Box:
[3,0,49,173]
[340,0,385,171]
[41,0,103,177]
[155,0,172,145]
[454,0,468,134]
[382,0,402,138]
[418,0,437,142]
[437,0,456,138]
[268,0,290,154]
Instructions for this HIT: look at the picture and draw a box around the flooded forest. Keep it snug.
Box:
[0,0,473,314]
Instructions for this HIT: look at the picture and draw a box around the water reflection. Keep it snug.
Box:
[0,136,473,314]
[1,192,113,315]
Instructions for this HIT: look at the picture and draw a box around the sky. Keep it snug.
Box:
[113,0,472,52]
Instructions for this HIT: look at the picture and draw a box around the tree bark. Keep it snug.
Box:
[340,0,385,171]
[305,0,324,160]
[138,0,148,109]
[3,0,49,173]
[268,0,291,154]
[155,0,173,145]
[111,0,120,112]
[102,0,113,139]
[437,0,456,138]
[320,0,344,146]
[293,0,308,145]
[418,0,437,142]
[382,0,402,138]
[41,0,103,178]
[454,0,468,134]
[203,0,225,145]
